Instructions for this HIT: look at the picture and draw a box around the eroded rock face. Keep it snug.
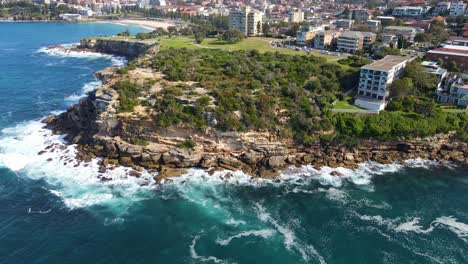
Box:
[79,38,158,59]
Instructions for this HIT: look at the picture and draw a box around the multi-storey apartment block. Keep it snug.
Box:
[355,56,414,111]
[336,31,376,53]
[229,6,262,36]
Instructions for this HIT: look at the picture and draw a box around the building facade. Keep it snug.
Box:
[426,45,468,70]
[383,26,417,42]
[229,6,262,36]
[336,31,376,53]
[434,2,451,15]
[355,56,413,111]
[449,1,466,17]
[392,6,427,17]
[437,74,468,107]
[288,10,304,23]
[314,30,340,50]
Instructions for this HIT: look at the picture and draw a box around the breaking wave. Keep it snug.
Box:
[0,120,155,211]
[37,44,126,67]
[65,80,102,101]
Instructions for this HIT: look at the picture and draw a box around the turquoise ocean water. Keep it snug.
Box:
[0,22,467,264]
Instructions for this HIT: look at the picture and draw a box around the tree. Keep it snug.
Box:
[447,61,462,73]
[389,77,414,98]
[194,31,205,44]
[117,30,131,37]
[218,29,244,43]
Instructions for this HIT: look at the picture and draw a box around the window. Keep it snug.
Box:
[359,91,364,95]
[366,92,371,96]
[378,95,383,100]
[372,94,377,98]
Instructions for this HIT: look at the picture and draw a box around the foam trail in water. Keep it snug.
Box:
[37,44,126,66]
[190,235,226,264]
[216,229,276,246]
[254,203,326,264]
[432,216,468,243]
[225,218,246,227]
[0,121,155,211]
[356,212,468,243]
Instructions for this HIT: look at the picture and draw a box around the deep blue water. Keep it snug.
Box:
[0,22,467,264]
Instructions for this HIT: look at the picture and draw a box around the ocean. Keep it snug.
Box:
[0,22,467,264]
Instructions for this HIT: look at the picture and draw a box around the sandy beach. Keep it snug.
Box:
[115,19,176,30]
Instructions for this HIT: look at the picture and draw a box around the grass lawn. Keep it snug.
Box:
[334,100,361,110]
[158,36,341,61]
[441,108,467,114]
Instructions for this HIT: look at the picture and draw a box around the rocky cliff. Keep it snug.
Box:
[79,38,159,59]
[43,66,468,181]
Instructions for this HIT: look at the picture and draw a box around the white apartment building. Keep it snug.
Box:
[392,6,427,17]
[229,6,262,36]
[355,55,414,111]
[437,74,468,107]
[434,2,451,15]
[449,1,466,17]
[288,10,304,23]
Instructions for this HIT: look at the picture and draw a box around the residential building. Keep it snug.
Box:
[446,39,468,47]
[383,26,417,42]
[366,20,381,32]
[449,1,466,17]
[59,14,82,21]
[376,16,396,23]
[229,6,262,36]
[436,74,468,107]
[296,26,323,46]
[421,61,448,89]
[336,31,376,53]
[288,10,304,23]
[314,30,341,50]
[426,45,468,70]
[434,2,451,15]
[355,55,414,111]
[335,19,354,30]
[392,6,427,17]
[350,9,371,22]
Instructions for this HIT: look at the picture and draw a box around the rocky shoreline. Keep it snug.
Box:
[39,39,468,182]
[42,67,468,181]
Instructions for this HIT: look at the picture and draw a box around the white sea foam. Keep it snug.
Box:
[394,218,434,234]
[225,218,246,227]
[356,213,468,242]
[0,121,156,211]
[254,203,326,264]
[190,235,226,264]
[165,160,405,190]
[216,229,276,246]
[65,80,102,101]
[432,216,468,243]
[37,44,126,67]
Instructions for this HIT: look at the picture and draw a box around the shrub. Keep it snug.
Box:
[177,139,196,149]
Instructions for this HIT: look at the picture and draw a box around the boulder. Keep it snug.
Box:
[267,155,287,169]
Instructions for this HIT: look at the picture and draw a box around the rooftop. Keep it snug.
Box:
[428,47,468,57]
[384,26,416,31]
[362,55,413,71]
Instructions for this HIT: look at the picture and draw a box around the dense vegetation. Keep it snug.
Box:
[0,1,70,19]
[121,49,466,146]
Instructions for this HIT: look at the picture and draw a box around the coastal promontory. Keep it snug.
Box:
[44,37,468,180]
